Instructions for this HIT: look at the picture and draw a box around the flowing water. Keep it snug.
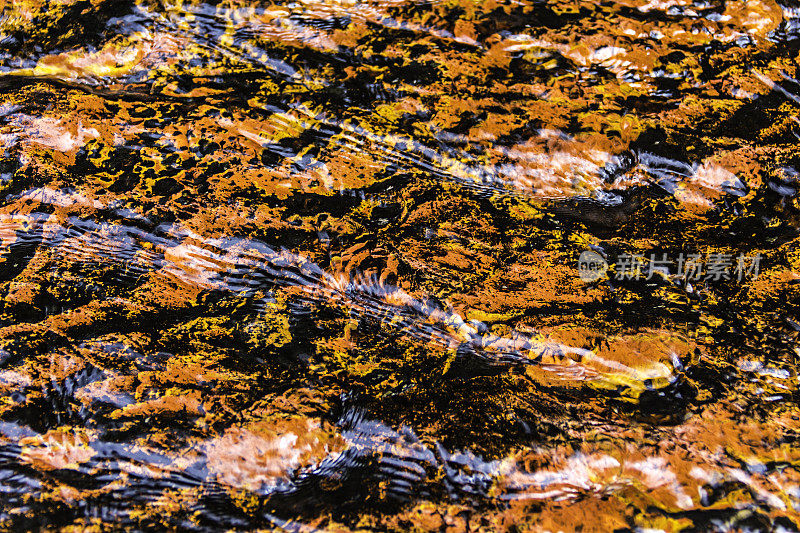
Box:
[0,0,800,530]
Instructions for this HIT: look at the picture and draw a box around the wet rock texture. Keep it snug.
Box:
[0,0,800,530]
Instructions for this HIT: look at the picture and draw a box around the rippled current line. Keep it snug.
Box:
[0,400,695,531]
[0,188,660,384]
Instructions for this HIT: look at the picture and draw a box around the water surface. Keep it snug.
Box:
[0,0,799,530]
